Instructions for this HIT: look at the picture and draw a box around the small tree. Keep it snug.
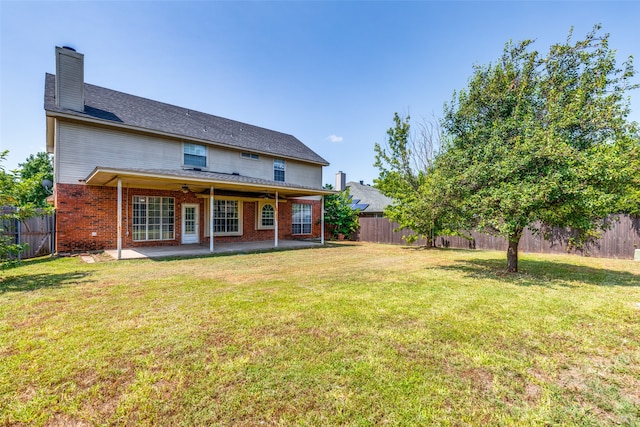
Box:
[323,185,359,239]
[439,25,639,272]
[374,113,465,245]
[0,151,31,268]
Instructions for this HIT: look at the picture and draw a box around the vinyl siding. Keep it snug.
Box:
[56,121,324,188]
[57,122,181,183]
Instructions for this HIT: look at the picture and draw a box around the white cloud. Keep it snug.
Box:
[326,134,344,143]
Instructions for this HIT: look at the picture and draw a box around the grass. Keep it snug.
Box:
[1,243,639,426]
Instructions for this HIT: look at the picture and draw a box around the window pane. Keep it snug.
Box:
[184,153,206,167]
[184,143,206,156]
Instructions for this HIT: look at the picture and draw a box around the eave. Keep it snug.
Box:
[84,167,335,198]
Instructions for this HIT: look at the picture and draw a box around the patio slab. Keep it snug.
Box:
[104,240,323,260]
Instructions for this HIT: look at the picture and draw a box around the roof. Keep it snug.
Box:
[346,181,393,213]
[44,73,328,166]
[85,166,333,197]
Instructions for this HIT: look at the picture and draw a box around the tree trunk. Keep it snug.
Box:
[506,235,520,273]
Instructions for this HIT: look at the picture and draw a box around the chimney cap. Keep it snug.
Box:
[62,46,77,52]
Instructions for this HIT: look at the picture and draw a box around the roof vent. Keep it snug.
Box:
[192,167,202,172]
[232,172,240,176]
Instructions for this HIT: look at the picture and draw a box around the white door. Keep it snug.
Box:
[181,204,199,244]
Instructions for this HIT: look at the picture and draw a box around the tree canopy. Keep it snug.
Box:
[14,152,54,208]
[323,185,360,239]
[438,25,639,271]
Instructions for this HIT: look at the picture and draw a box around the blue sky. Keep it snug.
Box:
[1,1,638,185]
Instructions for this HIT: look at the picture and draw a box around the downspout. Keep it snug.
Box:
[274,192,279,248]
[117,178,122,260]
[210,186,214,253]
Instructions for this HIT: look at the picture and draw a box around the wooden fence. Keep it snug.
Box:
[1,208,54,259]
[356,215,640,260]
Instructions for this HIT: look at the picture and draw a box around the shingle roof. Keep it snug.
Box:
[88,167,329,192]
[44,73,328,165]
[346,181,393,213]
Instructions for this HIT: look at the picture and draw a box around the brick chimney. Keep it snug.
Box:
[55,46,84,112]
[335,171,346,191]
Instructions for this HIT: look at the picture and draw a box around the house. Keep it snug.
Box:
[45,46,332,258]
[334,171,392,217]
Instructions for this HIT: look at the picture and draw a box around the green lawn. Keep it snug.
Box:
[1,243,639,426]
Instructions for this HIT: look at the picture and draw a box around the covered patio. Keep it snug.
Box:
[104,239,324,260]
[83,167,334,260]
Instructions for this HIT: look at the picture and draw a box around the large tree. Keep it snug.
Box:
[439,25,639,272]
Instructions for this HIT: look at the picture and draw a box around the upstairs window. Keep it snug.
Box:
[184,143,207,167]
[241,152,260,160]
[274,159,285,182]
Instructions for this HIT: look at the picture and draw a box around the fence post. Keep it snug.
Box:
[16,209,21,261]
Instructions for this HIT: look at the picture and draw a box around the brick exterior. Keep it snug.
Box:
[54,183,322,253]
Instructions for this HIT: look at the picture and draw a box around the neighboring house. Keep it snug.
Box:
[45,46,332,256]
[334,171,392,217]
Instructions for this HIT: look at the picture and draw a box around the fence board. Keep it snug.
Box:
[357,215,640,260]
[1,207,53,259]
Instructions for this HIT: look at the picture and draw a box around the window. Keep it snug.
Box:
[184,143,207,167]
[274,159,285,182]
[213,199,239,234]
[257,202,275,230]
[132,196,174,241]
[292,203,312,234]
[241,152,260,160]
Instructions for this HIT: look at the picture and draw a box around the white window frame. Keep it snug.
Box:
[204,198,243,237]
[241,152,260,160]
[132,196,175,241]
[256,201,276,230]
[292,203,312,235]
[183,142,207,168]
[274,158,285,182]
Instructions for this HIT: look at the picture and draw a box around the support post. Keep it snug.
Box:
[321,195,325,245]
[274,192,279,248]
[210,186,214,252]
[117,178,122,260]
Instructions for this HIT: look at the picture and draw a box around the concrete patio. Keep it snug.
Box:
[104,239,324,260]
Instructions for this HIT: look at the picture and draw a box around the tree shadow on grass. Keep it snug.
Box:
[435,257,640,288]
[0,271,92,294]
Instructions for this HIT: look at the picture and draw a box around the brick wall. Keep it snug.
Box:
[54,183,323,253]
